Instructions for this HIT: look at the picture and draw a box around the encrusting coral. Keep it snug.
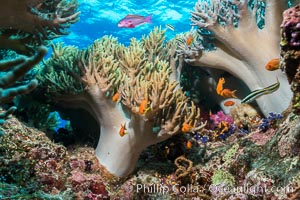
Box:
[0,117,112,199]
[37,27,207,177]
[179,0,294,116]
[0,0,80,55]
[280,4,300,114]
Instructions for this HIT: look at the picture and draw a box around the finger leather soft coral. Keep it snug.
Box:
[184,0,293,116]
[37,28,207,177]
[0,0,80,55]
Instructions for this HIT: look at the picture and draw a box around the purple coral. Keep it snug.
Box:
[267,112,283,121]
[209,111,236,141]
[218,124,236,140]
[210,111,234,127]
[258,112,283,131]
[258,118,270,132]
[194,134,209,143]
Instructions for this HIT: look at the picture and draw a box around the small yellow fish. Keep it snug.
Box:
[186,140,192,149]
[265,58,280,71]
[112,92,120,102]
[119,123,127,137]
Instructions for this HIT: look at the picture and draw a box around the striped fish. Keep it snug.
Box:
[241,78,280,104]
[166,24,175,31]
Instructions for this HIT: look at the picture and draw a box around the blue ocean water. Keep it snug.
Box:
[54,0,194,47]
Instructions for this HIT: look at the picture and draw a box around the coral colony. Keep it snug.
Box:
[0,0,300,200]
[37,30,207,177]
[179,0,293,116]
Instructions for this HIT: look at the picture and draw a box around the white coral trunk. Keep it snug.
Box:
[86,86,170,177]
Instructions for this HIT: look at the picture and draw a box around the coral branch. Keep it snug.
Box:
[0,47,46,88]
[0,46,47,128]
[0,0,80,55]
[0,107,16,125]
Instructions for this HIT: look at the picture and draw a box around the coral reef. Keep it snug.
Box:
[0,0,80,55]
[37,28,207,177]
[0,117,112,199]
[110,110,299,199]
[280,4,300,114]
[183,0,293,116]
[277,112,300,157]
[0,2,299,200]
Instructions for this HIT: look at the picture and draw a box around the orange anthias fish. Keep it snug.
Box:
[186,34,194,46]
[265,58,280,71]
[216,77,238,98]
[216,77,225,95]
[218,121,229,134]
[119,123,127,137]
[186,140,192,149]
[221,89,237,98]
[181,122,193,133]
[223,100,235,107]
[112,92,120,102]
[139,99,149,114]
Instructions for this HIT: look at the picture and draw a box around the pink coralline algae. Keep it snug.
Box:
[281,4,300,47]
[210,111,234,126]
[246,129,276,146]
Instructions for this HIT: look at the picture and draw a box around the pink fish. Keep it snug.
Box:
[117,14,152,28]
